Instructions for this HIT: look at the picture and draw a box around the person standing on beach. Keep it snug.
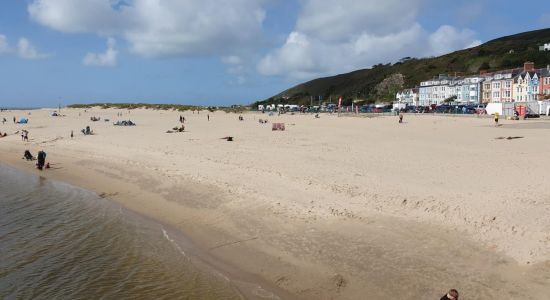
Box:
[70,130,74,139]
[399,112,404,123]
[207,114,210,121]
[37,150,46,170]
[440,289,459,300]
[494,112,499,126]
[13,116,16,124]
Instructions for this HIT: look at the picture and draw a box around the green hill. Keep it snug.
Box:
[254,28,550,107]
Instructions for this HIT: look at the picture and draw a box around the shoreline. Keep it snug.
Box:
[1,107,550,298]
[0,160,294,300]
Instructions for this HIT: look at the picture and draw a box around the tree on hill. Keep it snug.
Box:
[374,73,404,102]
[478,62,491,71]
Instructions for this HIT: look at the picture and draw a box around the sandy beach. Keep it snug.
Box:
[1,108,550,299]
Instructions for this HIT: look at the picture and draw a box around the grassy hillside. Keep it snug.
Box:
[254,28,550,107]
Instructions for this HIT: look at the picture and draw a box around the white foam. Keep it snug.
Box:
[161,227,188,258]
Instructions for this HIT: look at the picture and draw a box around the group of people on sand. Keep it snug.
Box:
[22,149,49,170]
[21,130,29,141]
[171,124,185,132]
[81,126,93,135]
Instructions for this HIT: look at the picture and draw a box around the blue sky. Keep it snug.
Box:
[0,0,548,107]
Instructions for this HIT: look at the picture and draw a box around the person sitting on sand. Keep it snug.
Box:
[23,150,34,161]
[440,289,459,300]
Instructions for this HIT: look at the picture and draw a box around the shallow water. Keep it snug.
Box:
[0,164,244,299]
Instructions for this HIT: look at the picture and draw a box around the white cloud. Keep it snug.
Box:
[258,0,481,79]
[222,55,243,65]
[428,25,481,55]
[83,38,118,67]
[28,0,125,35]
[28,0,267,58]
[0,34,8,54]
[17,38,50,60]
[296,0,421,42]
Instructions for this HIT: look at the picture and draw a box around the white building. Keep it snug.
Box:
[395,88,419,106]
[539,43,550,51]
[418,75,480,106]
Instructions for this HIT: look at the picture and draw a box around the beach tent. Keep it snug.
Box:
[19,118,28,124]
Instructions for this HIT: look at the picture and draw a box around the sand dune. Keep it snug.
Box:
[1,108,549,299]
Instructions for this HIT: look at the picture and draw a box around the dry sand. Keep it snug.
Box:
[1,108,549,299]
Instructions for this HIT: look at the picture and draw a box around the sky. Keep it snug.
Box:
[0,0,548,107]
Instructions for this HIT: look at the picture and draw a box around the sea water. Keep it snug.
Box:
[0,164,244,299]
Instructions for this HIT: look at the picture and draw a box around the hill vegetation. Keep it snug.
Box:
[253,28,550,107]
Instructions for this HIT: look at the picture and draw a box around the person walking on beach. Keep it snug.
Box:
[494,112,499,126]
[207,114,210,121]
[399,112,404,123]
[13,116,16,124]
[440,289,459,300]
[24,131,28,142]
[70,130,74,139]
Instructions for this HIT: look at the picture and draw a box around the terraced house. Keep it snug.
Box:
[418,75,482,105]
[540,67,550,99]
[513,62,540,101]
[407,62,550,106]
[482,69,518,103]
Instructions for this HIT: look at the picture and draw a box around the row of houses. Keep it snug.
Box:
[396,62,550,106]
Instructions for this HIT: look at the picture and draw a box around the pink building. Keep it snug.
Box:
[539,66,550,100]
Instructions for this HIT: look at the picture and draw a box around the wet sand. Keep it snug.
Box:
[1,108,549,299]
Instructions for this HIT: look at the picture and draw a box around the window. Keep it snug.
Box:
[505,91,511,98]
[505,81,511,88]
[493,91,500,98]
[492,82,500,89]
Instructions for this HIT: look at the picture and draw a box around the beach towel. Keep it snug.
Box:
[272,123,285,131]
